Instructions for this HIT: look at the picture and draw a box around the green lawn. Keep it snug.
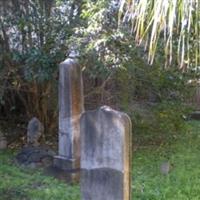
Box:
[0,151,80,200]
[1,121,200,199]
[133,121,200,200]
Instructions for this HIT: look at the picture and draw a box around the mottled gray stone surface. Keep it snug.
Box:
[160,161,171,175]
[0,136,7,150]
[81,106,132,200]
[54,57,84,180]
[27,117,44,147]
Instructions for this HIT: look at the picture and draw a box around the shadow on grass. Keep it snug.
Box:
[0,188,29,200]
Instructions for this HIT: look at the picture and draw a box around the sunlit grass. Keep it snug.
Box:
[133,121,200,199]
[0,151,80,200]
[1,121,200,199]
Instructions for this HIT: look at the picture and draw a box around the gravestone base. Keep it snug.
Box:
[53,155,80,183]
[81,168,123,200]
[54,156,79,170]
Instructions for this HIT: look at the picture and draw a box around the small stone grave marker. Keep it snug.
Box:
[27,117,44,147]
[0,134,7,150]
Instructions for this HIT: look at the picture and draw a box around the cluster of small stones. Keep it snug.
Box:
[15,146,55,168]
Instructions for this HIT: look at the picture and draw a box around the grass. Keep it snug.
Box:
[1,121,200,199]
[0,151,80,200]
[133,121,200,199]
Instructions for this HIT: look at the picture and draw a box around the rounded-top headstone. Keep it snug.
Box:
[27,117,44,147]
[81,106,132,200]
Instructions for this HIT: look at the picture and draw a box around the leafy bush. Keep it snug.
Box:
[70,0,195,143]
[0,0,80,134]
[0,0,196,140]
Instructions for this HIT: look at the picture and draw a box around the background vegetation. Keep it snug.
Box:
[120,0,200,68]
[0,0,197,140]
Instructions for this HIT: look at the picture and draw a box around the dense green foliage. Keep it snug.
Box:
[76,0,193,135]
[0,0,82,134]
[0,0,197,138]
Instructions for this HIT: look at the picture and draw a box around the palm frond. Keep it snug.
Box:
[119,0,200,68]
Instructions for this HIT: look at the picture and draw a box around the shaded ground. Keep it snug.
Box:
[0,121,200,199]
[0,151,80,200]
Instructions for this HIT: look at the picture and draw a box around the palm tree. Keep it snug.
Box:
[119,0,200,69]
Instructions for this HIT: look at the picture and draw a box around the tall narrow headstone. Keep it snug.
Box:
[81,106,132,200]
[54,55,84,181]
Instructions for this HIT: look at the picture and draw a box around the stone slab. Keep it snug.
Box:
[80,106,132,200]
[81,168,123,200]
[53,155,80,170]
[54,56,84,182]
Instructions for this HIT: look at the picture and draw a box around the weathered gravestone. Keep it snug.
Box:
[81,106,132,200]
[27,117,44,147]
[0,134,7,150]
[54,55,84,182]
[16,117,55,168]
